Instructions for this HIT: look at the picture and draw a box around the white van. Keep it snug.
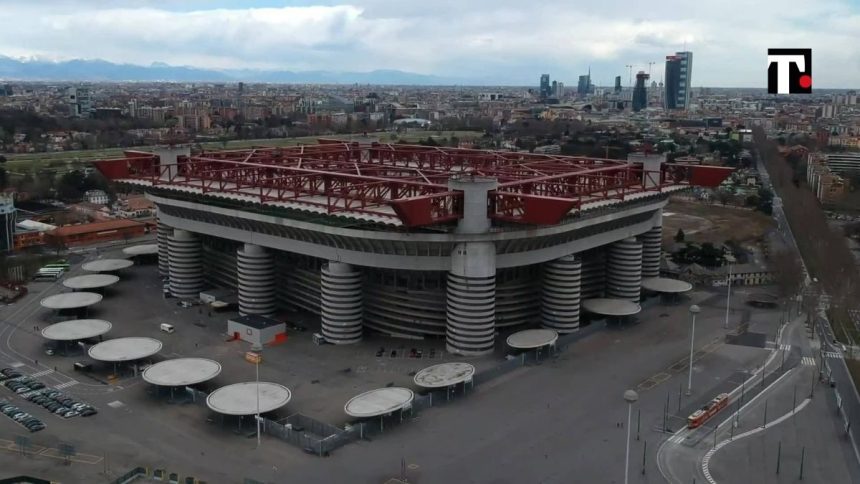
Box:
[160,323,175,334]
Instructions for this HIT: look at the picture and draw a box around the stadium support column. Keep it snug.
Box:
[167,229,203,299]
[541,255,582,333]
[606,238,643,302]
[640,210,663,279]
[156,218,172,278]
[237,244,276,317]
[320,261,363,344]
[640,228,662,279]
[446,175,498,356]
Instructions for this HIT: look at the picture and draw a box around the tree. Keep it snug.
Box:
[770,250,803,297]
[0,167,6,190]
[674,229,685,242]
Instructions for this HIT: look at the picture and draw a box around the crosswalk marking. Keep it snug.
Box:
[801,357,816,366]
[54,381,78,390]
[669,433,687,444]
[31,369,53,378]
[779,344,792,351]
[823,351,842,359]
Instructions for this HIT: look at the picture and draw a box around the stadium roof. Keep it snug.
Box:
[93,142,732,228]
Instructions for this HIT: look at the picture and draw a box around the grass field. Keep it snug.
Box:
[662,198,776,245]
[3,130,482,174]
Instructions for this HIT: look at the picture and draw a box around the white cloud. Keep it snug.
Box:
[0,0,856,86]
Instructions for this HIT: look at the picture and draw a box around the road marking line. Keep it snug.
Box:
[54,380,78,390]
[31,369,53,378]
[702,398,812,484]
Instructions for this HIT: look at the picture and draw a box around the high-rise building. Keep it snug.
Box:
[540,74,551,99]
[67,87,92,118]
[664,51,693,110]
[614,76,622,93]
[555,81,565,98]
[577,68,592,97]
[633,71,650,112]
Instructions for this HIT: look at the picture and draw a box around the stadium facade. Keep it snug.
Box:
[94,142,731,355]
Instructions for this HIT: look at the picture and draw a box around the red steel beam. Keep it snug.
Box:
[91,143,733,227]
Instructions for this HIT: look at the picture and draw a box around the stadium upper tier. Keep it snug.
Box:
[92,142,731,228]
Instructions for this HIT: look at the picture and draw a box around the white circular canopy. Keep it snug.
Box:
[88,337,163,362]
[582,298,642,316]
[206,382,292,416]
[506,329,559,349]
[414,363,476,388]
[40,292,103,310]
[62,274,120,290]
[82,259,134,272]
[641,277,693,294]
[41,319,112,341]
[143,358,222,387]
[123,244,158,257]
[345,387,414,418]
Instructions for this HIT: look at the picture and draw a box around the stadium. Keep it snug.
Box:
[93,141,731,355]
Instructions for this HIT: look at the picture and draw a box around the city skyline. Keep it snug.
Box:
[0,0,857,88]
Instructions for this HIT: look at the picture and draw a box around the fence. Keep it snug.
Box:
[110,466,147,484]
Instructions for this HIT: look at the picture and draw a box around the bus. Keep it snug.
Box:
[687,393,730,429]
[33,268,64,281]
[43,263,70,271]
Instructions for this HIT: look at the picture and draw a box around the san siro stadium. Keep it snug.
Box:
[93,142,731,356]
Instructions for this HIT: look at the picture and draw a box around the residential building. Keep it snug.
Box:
[67,87,92,118]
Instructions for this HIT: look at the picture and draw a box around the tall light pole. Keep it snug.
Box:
[687,305,701,396]
[625,65,633,88]
[255,348,261,448]
[623,389,639,484]
[724,264,733,329]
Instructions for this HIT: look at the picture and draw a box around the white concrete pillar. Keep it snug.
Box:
[167,229,203,299]
[446,241,496,356]
[320,261,362,344]
[606,238,643,302]
[640,226,662,279]
[156,219,172,278]
[237,244,276,316]
[541,255,582,333]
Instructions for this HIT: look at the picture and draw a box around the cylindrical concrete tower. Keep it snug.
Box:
[156,219,172,278]
[237,243,276,316]
[640,226,662,279]
[320,261,363,344]
[541,254,582,333]
[167,229,203,299]
[605,238,643,301]
[445,175,498,356]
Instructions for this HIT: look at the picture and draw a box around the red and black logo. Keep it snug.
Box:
[767,49,812,94]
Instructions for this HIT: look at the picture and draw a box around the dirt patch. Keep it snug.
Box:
[662,199,775,245]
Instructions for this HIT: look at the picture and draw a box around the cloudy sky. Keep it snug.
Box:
[0,0,858,87]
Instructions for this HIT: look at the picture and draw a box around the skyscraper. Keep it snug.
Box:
[632,71,650,112]
[614,76,622,93]
[664,51,693,110]
[577,69,592,97]
[540,74,551,99]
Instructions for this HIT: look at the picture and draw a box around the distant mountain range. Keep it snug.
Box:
[0,56,480,85]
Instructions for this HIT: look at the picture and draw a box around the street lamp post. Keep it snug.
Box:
[623,390,639,484]
[724,265,732,329]
[687,305,701,396]
[254,347,262,449]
